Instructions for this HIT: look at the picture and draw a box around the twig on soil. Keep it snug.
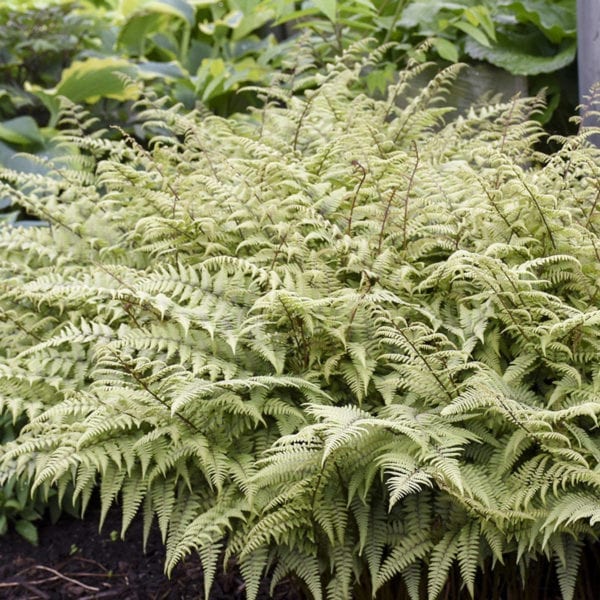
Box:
[79,590,129,600]
[15,565,100,592]
[66,555,111,571]
[17,581,50,599]
[0,580,51,599]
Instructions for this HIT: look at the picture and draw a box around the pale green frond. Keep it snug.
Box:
[427,529,460,600]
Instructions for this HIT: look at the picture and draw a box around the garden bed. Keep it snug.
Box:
[0,506,303,600]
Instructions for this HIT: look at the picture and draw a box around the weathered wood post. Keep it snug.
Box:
[577,0,600,143]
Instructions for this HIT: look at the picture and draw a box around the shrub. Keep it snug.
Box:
[1,45,600,599]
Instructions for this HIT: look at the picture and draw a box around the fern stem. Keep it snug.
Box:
[270,232,289,271]
[112,350,200,433]
[293,95,315,153]
[584,184,600,229]
[279,297,310,369]
[347,160,367,236]
[111,126,183,220]
[491,289,538,351]
[0,309,44,343]
[382,0,408,44]
[517,172,557,249]
[498,95,518,157]
[474,173,515,237]
[402,143,419,251]
[392,323,455,403]
[376,187,398,256]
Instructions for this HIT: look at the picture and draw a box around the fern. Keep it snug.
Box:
[1,42,600,599]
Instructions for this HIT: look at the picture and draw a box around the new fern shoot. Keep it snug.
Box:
[1,43,600,599]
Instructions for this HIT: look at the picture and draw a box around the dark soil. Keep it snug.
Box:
[0,505,303,600]
[2,505,600,600]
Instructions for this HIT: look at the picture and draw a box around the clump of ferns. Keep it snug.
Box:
[1,42,600,600]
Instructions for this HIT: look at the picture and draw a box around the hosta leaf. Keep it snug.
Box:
[52,58,139,104]
[0,116,44,147]
[501,0,576,43]
[465,32,576,75]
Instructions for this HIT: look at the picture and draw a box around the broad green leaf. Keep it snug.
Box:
[15,519,39,545]
[501,0,576,44]
[0,116,43,147]
[364,63,396,96]
[118,12,164,55]
[137,60,187,80]
[399,1,470,29]
[453,20,490,47]
[431,37,459,62]
[24,85,62,128]
[224,10,244,28]
[465,32,576,75]
[120,0,149,16]
[147,0,196,25]
[0,139,60,174]
[465,6,495,40]
[313,0,337,22]
[232,9,275,41]
[54,58,139,104]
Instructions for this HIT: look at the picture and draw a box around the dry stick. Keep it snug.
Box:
[346,160,367,236]
[5,580,50,599]
[20,565,100,592]
[66,556,110,571]
[402,142,420,251]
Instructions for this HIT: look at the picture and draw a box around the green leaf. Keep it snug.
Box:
[465,6,495,40]
[147,0,196,26]
[431,37,459,62]
[231,8,275,41]
[465,32,576,75]
[399,1,469,29]
[14,519,39,545]
[502,0,576,44]
[453,20,490,47]
[224,10,244,28]
[0,116,44,147]
[137,60,187,80]
[313,0,337,22]
[55,58,140,104]
[118,12,164,55]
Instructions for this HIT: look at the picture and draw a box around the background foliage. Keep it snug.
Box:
[1,43,600,598]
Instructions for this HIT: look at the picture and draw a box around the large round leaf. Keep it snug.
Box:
[465,31,576,75]
[499,0,576,44]
[55,57,140,104]
[0,116,43,147]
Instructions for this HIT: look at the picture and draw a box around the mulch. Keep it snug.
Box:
[0,504,305,600]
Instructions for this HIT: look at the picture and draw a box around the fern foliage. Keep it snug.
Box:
[1,45,600,599]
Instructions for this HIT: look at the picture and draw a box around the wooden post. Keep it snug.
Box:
[577,0,600,142]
